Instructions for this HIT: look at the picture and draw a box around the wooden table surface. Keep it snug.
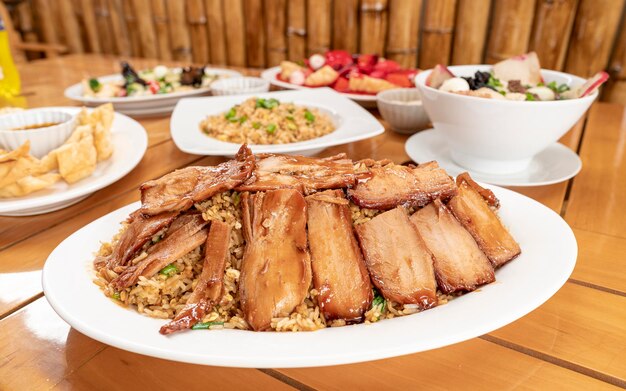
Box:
[1,54,625,390]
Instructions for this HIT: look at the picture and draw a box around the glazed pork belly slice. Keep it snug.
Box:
[305,190,372,323]
[94,210,178,271]
[410,199,495,294]
[159,220,231,335]
[239,189,312,331]
[348,161,457,210]
[448,174,521,268]
[111,214,209,290]
[139,144,255,215]
[235,153,356,194]
[355,207,438,308]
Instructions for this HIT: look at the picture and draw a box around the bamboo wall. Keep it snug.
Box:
[6,0,626,102]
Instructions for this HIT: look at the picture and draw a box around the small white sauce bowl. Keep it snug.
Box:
[377,88,430,134]
[0,109,77,158]
[211,77,270,96]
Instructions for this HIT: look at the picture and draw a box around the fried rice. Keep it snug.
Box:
[94,190,456,332]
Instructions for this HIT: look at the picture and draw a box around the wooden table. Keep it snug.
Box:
[1,54,625,390]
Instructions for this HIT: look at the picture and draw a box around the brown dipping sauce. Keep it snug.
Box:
[11,122,60,131]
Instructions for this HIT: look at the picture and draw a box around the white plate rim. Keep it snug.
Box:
[170,88,385,155]
[42,185,577,368]
[0,107,148,213]
[64,68,243,105]
[405,129,583,187]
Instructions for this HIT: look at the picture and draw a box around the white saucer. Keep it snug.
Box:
[0,107,148,216]
[405,129,582,187]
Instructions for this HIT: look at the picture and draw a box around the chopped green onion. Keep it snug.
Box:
[487,74,502,88]
[239,115,248,124]
[89,78,101,92]
[252,122,261,129]
[192,321,224,330]
[499,90,506,96]
[557,84,570,93]
[266,123,277,134]
[304,110,315,123]
[525,92,536,101]
[255,98,266,108]
[286,115,295,122]
[232,192,241,206]
[159,264,178,277]
[111,292,121,300]
[256,98,280,109]
[225,107,237,120]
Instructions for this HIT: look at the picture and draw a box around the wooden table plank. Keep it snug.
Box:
[488,282,626,384]
[0,298,292,391]
[565,103,626,238]
[277,338,619,390]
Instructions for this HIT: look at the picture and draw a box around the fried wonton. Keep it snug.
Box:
[77,103,114,161]
[56,133,97,183]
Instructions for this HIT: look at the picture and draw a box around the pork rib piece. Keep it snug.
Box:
[111,214,209,290]
[93,211,178,271]
[355,207,438,308]
[235,153,356,194]
[410,199,495,293]
[348,161,457,210]
[448,174,521,268]
[239,189,312,331]
[306,190,372,322]
[139,144,255,215]
[159,220,231,335]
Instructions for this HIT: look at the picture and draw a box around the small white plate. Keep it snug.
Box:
[261,66,378,108]
[0,107,147,216]
[170,88,384,156]
[405,129,582,187]
[64,68,242,117]
[42,185,577,368]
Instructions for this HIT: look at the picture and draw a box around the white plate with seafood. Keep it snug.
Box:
[43,147,576,368]
[170,88,384,156]
[0,107,147,216]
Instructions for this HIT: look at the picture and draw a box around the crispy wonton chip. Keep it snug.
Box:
[0,172,61,198]
[56,133,97,183]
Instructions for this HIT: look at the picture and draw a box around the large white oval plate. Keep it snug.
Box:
[42,185,577,368]
[261,66,378,107]
[64,68,242,116]
[0,107,147,216]
[170,88,384,156]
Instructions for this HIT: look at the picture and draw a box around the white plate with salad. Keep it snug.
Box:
[64,62,242,117]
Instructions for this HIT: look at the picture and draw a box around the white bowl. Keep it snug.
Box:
[377,88,430,134]
[0,109,77,158]
[415,65,597,174]
[210,77,270,96]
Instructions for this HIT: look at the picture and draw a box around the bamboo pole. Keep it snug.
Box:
[386,0,422,68]
[186,0,210,63]
[58,0,84,53]
[224,0,247,66]
[151,0,172,60]
[419,0,457,68]
[333,0,359,53]
[123,0,142,56]
[130,0,158,58]
[265,0,287,67]
[529,0,578,70]
[287,0,306,61]
[243,0,266,67]
[204,0,227,64]
[565,0,625,77]
[307,0,331,56]
[605,21,626,104]
[33,0,59,47]
[485,0,536,63]
[78,0,102,53]
[166,0,192,61]
[360,0,388,56]
[93,0,114,54]
[15,1,37,44]
[451,0,491,65]
[107,0,131,56]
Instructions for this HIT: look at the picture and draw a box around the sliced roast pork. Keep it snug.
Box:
[159,220,231,335]
[239,189,312,331]
[448,174,521,267]
[139,144,255,215]
[410,199,495,293]
[348,161,456,210]
[305,190,372,322]
[355,207,438,308]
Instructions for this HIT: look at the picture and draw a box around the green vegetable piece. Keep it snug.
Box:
[304,110,315,123]
[487,74,502,88]
[88,78,101,92]
[499,90,506,96]
[192,321,225,330]
[557,83,570,93]
[252,122,262,129]
[525,92,536,101]
[371,293,386,311]
[225,107,237,120]
[232,192,241,206]
[286,115,295,122]
[255,98,267,108]
[239,115,248,124]
[159,264,178,277]
[266,98,280,109]
[266,123,277,134]
[111,292,121,300]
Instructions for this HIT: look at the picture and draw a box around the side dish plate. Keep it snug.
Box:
[42,185,577,368]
